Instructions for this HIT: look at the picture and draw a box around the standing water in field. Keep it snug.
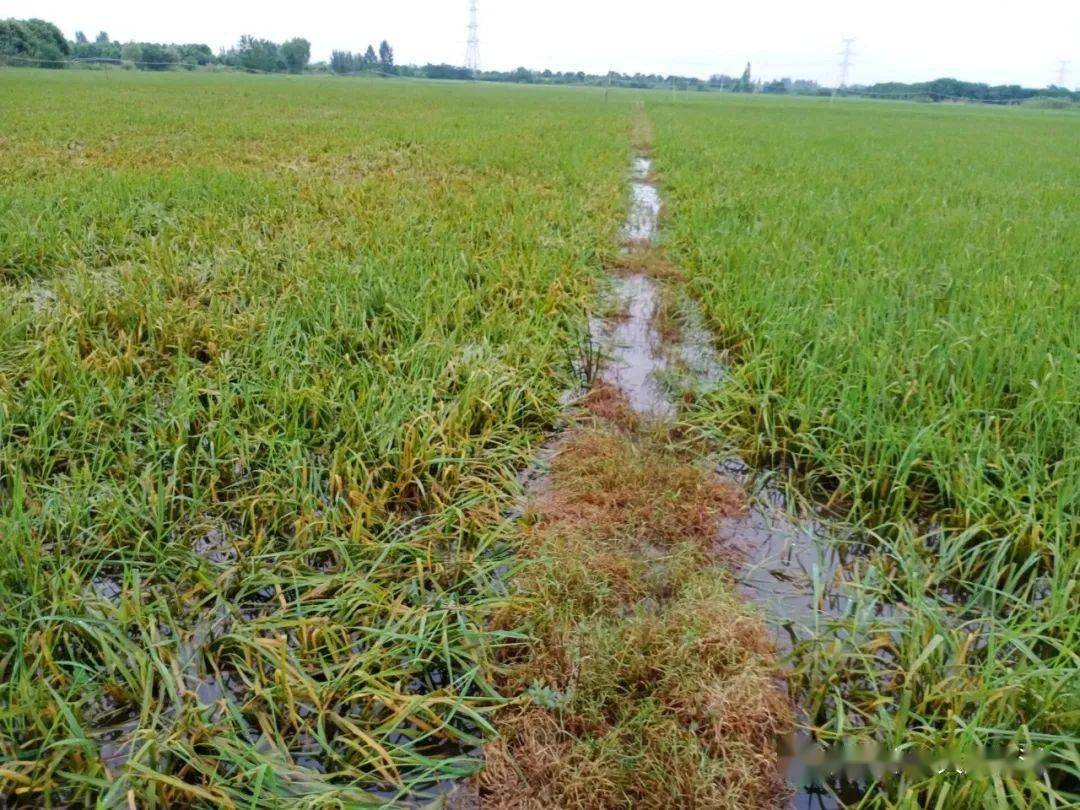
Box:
[624,156,662,243]
[594,156,844,641]
[590,156,674,418]
[590,150,855,809]
[590,273,676,420]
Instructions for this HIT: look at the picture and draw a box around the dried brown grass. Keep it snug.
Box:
[481,389,792,808]
[544,431,742,549]
[607,249,685,282]
[580,385,640,432]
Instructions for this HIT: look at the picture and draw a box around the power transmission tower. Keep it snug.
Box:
[838,38,855,87]
[831,38,855,103]
[1055,59,1070,87]
[465,0,480,73]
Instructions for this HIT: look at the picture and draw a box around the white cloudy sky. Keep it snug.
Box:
[9,0,1080,87]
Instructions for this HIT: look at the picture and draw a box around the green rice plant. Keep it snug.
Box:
[651,94,1080,807]
[0,68,631,804]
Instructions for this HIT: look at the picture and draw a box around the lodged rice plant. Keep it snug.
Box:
[0,69,630,805]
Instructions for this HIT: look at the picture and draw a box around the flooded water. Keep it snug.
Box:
[589,151,860,808]
[716,457,850,651]
[591,278,847,652]
[591,274,676,419]
[624,157,661,243]
[593,157,847,645]
[192,526,239,565]
[591,157,676,419]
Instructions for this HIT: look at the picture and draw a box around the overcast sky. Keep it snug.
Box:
[10,0,1080,88]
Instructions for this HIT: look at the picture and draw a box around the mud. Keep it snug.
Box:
[191,526,239,566]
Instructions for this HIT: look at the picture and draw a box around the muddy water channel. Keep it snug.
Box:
[594,155,846,643]
[592,154,859,808]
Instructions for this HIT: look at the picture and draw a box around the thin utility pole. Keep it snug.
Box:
[465,0,480,74]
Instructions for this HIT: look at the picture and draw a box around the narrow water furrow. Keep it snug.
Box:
[593,149,845,647]
[588,133,860,809]
[477,125,793,808]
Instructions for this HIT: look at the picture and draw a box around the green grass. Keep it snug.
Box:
[0,69,630,805]
[651,94,1080,807]
[5,69,1078,808]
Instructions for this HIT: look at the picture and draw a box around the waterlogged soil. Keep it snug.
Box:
[452,148,862,808]
[590,273,675,420]
[624,156,662,243]
[594,159,847,646]
[584,152,863,808]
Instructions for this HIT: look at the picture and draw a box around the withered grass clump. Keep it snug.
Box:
[482,399,791,808]
[580,385,640,432]
[607,248,685,283]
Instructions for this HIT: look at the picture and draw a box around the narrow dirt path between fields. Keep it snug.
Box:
[462,109,806,808]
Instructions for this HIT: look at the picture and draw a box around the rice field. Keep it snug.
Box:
[2,68,1078,808]
[0,69,628,805]
[653,95,1080,807]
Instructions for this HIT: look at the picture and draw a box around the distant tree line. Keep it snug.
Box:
[3,17,1077,106]
[329,41,394,74]
[0,18,332,75]
[69,32,219,70]
[414,62,823,95]
[704,65,1079,103]
[404,64,714,90]
[851,77,1079,104]
[0,18,71,66]
[219,36,312,73]
[709,65,828,95]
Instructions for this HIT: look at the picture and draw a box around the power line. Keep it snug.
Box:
[465,0,480,74]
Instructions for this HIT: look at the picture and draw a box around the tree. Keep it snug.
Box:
[0,19,71,67]
[378,40,393,69]
[236,35,283,72]
[330,50,356,74]
[423,63,472,80]
[95,31,109,44]
[138,42,178,70]
[24,19,69,55]
[120,42,142,63]
[363,44,377,66]
[73,31,100,59]
[735,62,752,92]
[763,77,791,94]
[177,43,215,67]
[280,37,310,73]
